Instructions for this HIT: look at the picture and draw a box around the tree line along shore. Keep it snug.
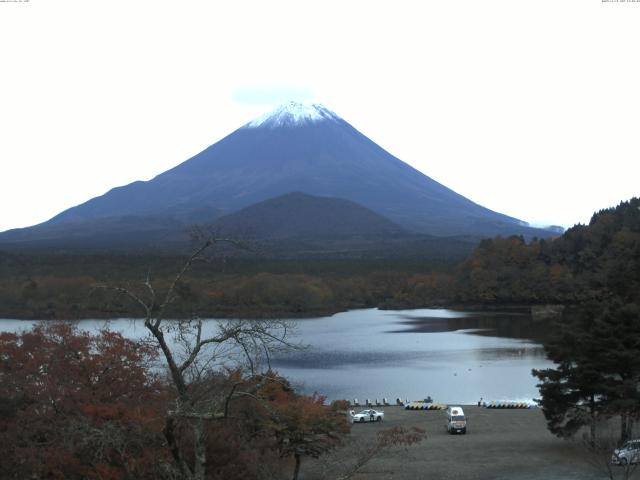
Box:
[1,199,637,321]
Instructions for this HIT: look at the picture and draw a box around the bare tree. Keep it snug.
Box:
[99,238,298,480]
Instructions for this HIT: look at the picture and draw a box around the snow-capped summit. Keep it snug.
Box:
[244,101,340,129]
[1,95,555,250]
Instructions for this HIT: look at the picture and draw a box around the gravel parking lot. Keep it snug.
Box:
[304,406,636,480]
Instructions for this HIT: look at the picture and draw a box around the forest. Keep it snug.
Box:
[0,250,457,320]
[1,198,638,319]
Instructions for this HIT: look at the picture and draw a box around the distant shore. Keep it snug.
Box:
[0,303,567,322]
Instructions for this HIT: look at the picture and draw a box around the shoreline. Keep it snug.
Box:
[0,303,566,322]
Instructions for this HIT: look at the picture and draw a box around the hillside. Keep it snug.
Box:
[211,192,404,239]
[450,197,640,305]
[0,102,555,250]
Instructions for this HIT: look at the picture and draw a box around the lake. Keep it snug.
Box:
[0,308,554,405]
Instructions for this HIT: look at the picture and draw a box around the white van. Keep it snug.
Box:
[446,406,467,434]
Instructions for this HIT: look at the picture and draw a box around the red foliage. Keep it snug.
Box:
[0,323,169,479]
[258,374,350,472]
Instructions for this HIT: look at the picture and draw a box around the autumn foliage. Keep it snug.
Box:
[0,324,352,479]
[259,376,350,479]
[0,323,168,479]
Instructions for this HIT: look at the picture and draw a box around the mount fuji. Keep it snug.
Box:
[0,102,553,251]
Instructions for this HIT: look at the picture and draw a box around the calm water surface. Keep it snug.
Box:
[0,308,553,404]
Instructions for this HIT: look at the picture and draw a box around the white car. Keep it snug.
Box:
[612,439,640,465]
[351,409,384,423]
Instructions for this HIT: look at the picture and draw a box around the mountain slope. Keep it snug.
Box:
[211,192,405,239]
[0,102,554,249]
[0,216,187,250]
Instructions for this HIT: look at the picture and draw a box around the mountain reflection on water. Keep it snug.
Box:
[269,308,553,404]
[389,311,552,342]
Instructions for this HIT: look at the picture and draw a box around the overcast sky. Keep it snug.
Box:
[1,0,638,233]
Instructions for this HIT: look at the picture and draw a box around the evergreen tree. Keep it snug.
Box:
[533,301,609,444]
[534,299,640,444]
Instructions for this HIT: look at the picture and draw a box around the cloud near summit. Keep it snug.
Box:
[232,85,315,106]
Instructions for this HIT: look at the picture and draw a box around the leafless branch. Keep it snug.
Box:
[98,236,297,480]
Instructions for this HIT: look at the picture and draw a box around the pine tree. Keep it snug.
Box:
[534,299,640,444]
